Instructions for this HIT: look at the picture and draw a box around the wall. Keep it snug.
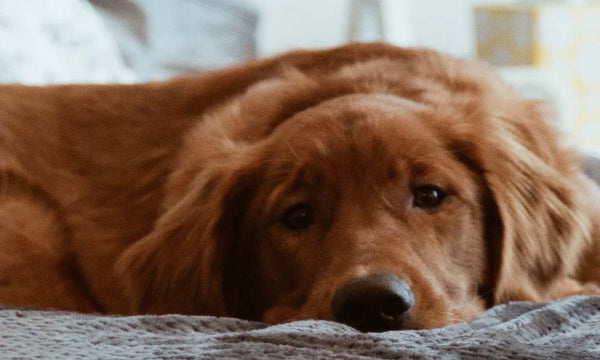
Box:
[255,0,514,58]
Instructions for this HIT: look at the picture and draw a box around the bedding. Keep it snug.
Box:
[1,295,599,359]
[0,0,134,84]
[90,0,258,80]
[0,0,258,84]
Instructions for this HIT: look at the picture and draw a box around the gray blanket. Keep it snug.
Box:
[1,296,600,359]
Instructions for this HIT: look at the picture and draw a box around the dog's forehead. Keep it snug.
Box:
[273,94,445,163]
[259,94,461,194]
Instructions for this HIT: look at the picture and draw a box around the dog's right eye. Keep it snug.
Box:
[281,203,314,230]
[412,185,446,209]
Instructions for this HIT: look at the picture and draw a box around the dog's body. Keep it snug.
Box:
[1,43,599,330]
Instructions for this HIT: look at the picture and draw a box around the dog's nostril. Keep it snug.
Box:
[331,273,414,332]
[337,301,367,323]
[380,295,410,319]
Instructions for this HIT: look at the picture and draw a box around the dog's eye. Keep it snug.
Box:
[281,203,314,230]
[412,186,446,209]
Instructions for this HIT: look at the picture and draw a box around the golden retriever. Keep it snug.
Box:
[1,43,599,331]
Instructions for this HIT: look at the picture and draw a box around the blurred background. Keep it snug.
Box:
[0,0,599,152]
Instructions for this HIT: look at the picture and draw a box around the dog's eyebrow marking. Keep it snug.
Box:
[313,138,330,157]
[353,265,370,277]
[378,189,397,214]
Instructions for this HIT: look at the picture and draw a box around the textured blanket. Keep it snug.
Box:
[2,296,600,359]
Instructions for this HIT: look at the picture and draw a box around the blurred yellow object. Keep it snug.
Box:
[475,3,600,150]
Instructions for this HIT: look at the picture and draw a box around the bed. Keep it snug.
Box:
[2,2,600,359]
[2,296,600,359]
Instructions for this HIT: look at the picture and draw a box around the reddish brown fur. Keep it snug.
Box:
[0,43,599,329]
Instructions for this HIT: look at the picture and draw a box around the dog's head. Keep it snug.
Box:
[118,48,592,331]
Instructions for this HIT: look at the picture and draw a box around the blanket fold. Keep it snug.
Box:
[2,296,600,359]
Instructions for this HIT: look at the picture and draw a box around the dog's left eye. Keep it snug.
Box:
[412,186,446,209]
[281,203,314,230]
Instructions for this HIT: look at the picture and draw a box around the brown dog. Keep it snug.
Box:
[1,43,599,331]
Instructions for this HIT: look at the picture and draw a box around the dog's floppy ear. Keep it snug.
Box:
[116,158,262,316]
[451,99,592,304]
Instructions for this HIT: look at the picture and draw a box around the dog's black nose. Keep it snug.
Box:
[331,273,414,332]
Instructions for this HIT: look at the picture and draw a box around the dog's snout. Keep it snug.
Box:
[331,273,414,332]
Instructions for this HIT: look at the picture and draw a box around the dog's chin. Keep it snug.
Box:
[405,296,487,330]
[402,310,477,330]
[262,305,303,324]
[260,297,486,331]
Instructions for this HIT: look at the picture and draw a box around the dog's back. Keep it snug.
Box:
[0,83,200,311]
[0,43,415,313]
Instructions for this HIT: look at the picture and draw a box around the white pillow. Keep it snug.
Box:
[0,0,135,84]
[90,0,259,81]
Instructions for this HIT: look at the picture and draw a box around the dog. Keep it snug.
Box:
[1,43,599,332]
